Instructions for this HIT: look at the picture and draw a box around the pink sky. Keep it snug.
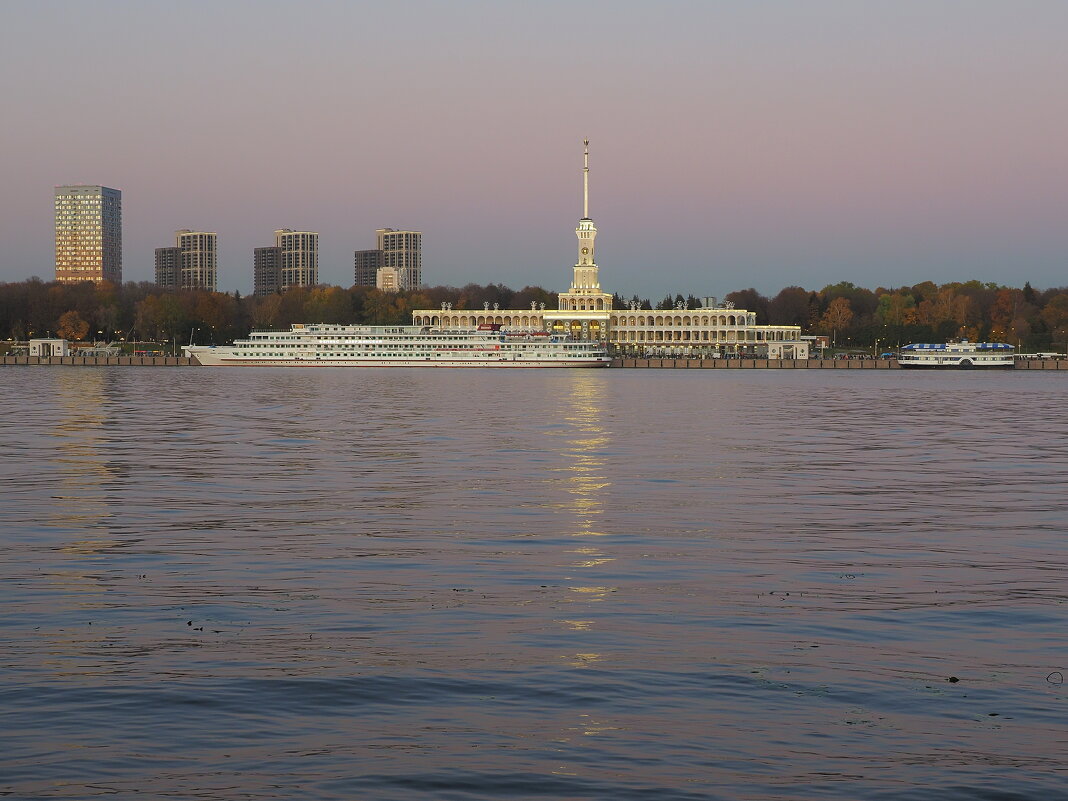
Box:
[1,0,1066,298]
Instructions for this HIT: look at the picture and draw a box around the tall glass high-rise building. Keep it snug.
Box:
[54,185,122,284]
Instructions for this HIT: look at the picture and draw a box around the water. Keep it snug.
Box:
[1,367,1066,800]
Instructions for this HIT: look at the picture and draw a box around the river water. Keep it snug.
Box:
[1,367,1066,800]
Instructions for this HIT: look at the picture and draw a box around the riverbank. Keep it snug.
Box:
[3,355,1066,369]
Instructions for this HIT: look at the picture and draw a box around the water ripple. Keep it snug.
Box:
[1,367,1066,799]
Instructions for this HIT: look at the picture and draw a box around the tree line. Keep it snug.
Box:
[2,277,1067,352]
[719,280,1068,352]
[0,279,556,347]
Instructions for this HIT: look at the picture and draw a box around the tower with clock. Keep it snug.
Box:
[553,140,614,332]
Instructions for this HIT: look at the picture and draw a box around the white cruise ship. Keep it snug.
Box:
[184,323,612,368]
[898,341,1015,369]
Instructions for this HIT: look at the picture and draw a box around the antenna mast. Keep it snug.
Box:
[583,139,590,219]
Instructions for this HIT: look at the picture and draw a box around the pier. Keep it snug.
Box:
[612,357,1068,370]
[1,355,196,366]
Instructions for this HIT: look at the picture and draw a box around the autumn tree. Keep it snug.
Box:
[303,287,352,324]
[249,294,283,328]
[56,310,90,341]
[819,297,854,338]
[1041,293,1068,351]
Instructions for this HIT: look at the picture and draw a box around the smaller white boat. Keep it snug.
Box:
[897,341,1014,369]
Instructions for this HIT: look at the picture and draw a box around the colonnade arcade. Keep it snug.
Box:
[412,311,544,328]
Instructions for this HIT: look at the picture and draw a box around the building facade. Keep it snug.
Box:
[55,185,122,284]
[375,265,403,292]
[154,246,181,289]
[153,230,217,291]
[377,228,422,289]
[413,142,806,357]
[354,249,383,287]
[275,229,318,290]
[177,230,217,291]
[253,246,282,296]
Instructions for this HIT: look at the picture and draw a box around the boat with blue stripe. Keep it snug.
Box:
[898,341,1014,369]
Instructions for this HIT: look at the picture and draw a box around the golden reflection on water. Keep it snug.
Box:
[551,374,616,670]
[48,369,117,561]
[555,373,611,538]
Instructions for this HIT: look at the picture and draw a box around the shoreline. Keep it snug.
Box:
[3,354,1068,369]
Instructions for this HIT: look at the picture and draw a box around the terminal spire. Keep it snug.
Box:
[583,139,590,219]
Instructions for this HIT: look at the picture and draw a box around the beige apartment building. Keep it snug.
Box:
[253,230,317,294]
[155,230,217,291]
[276,229,318,290]
[54,185,122,284]
[353,229,422,291]
[377,228,421,289]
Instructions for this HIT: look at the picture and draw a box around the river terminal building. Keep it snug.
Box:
[413,142,806,358]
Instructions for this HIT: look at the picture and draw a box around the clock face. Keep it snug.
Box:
[581,247,589,255]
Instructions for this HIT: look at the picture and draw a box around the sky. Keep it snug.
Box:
[2,0,1066,299]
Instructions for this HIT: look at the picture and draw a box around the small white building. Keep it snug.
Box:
[767,341,809,359]
[29,338,72,356]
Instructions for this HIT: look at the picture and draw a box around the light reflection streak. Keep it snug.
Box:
[48,369,117,571]
[555,373,611,538]
[549,374,615,676]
